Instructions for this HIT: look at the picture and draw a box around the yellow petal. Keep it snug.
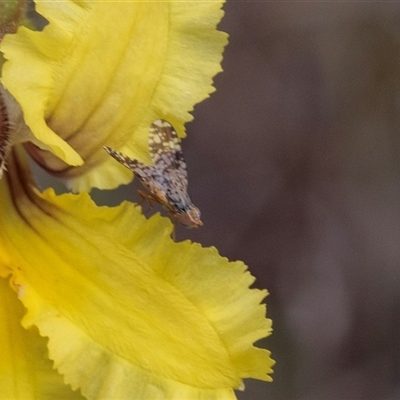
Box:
[0,151,273,399]
[0,277,85,400]
[0,1,228,191]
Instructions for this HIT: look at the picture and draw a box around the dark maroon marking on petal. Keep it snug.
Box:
[0,90,11,177]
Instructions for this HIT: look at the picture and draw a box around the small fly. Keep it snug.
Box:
[104,119,203,230]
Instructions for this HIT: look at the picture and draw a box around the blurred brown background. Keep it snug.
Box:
[37,2,400,399]
[182,3,400,400]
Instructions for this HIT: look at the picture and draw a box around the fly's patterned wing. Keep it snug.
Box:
[103,119,202,230]
[103,146,138,171]
[103,146,155,185]
[149,119,187,179]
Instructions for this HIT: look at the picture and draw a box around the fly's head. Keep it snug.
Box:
[176,205,203,229]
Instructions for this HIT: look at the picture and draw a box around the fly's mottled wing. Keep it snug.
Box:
[148,120,193,212]
[103,146,138,171]
[103,146,155,184]
[149,119,187,179]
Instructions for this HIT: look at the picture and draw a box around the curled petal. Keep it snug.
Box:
[0,151,273,399]
[0,1,228,191]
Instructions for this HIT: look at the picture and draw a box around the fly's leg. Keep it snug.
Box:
[137,189,160,213]
[169,212,179,241]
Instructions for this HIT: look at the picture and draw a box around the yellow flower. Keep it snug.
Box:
[1,0,229,192]
[0,151,273,399]
[0,1,274,399]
